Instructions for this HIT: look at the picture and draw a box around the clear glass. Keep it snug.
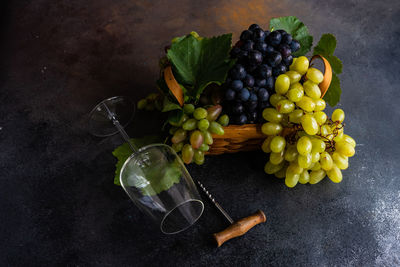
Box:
[120,144,204,234]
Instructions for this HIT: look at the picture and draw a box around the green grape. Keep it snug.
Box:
[182,144,194,164]
[169,114,189,127]
[275,74,291,95]
[264,161,284,174]
[137,99,147,110]
[193,107,208,120]
[172,142,184,152]
[333,129,344,142]
[197,119,210,131]
[270,136,286,153]
[314,99,326,111]
[286,86,304,102]
[182,119,198,131]
[298,153,312,168]
[300,114,319,135]
[270,151,284,165]
[183,104,195,114]
[287,162,303,174]
[332,109,345,123]
[261,136,274,153]
[335,141,355,157]
[193,150,205,165]
[199,143,210,152]
[327,164,342,183]
[320,152,333,171]
[262,122,283,135]
[262,108,283,123]
[290,56,309,75]
[171,129,187,144]
[289,109,304,124]
[303,80,322,99]
[332,152,348,170]
[190,31,201,39]
[313,111,327,125]
[306,68,324,84]
[218,114,229,126]
[289,82,304,92]
[274,165,287,178]
[309,169,326,184]
[290,57,297,68]
[169,126,178,135]
[209,121,224,135]
[310,161,321,171]
[320,125,332,137]
[206,105,222,121]
[342,134,356,147]
[190,130,204,149]
[296,96,315,112]
[311,151,321,163]
[297,136,312,156]
[285,170,300,188]
[203,131,213,145]
[311,138,326,153]
[285,70,302,84]
[299,170,310,184]
[284,145,298,162]
[270,94,287,107]
[276,99,295,114]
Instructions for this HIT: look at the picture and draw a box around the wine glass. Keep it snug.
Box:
[88,96,204,234]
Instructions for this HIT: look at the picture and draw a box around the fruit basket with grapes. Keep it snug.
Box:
[124,16,356,188]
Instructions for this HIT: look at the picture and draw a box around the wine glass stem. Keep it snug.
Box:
[101,103,138,152]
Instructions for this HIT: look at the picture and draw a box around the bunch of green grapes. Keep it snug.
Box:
[137,93,163,111]
[261,56,356,187]
[169,104,229,165]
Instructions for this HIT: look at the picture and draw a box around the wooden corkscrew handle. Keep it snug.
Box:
[213,210,266,247]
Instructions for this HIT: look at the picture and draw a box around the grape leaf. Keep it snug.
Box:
[269,16,313,57]
[112,135,161,186]
[167,109,184,125]
[323,73,341,107]
[161,97,182,112]
[313,33,343,106]
[313,33,336,56]
[167,34,235,102]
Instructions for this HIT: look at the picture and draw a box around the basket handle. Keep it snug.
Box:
[310,55,332,98]
[164,66,184,106]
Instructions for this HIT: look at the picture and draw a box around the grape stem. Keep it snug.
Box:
[280,118,345,152]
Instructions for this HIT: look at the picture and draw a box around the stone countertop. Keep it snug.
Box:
[1,0,399,266]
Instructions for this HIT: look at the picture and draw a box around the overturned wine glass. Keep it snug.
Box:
[88,96,204,234]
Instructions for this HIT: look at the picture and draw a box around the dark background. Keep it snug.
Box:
[1,0,399,266]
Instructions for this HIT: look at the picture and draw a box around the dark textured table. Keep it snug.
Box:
[1,0,399,266]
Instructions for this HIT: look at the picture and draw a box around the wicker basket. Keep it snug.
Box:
[207,124,264,155]
[165,55,332,156]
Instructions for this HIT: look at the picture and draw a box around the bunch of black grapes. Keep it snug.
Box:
[224,24,301,125]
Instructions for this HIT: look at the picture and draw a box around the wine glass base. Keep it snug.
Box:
[88,96,135,137]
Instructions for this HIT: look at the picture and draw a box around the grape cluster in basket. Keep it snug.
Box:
[224,24,301,125]
[169,104,229,165]
[261,56,356,187]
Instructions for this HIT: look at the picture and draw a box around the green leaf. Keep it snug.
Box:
[134,159,182,196]
[269,16,313,56]
[325,55,343,74]
[323,73,341,107]
[167,109,184,125]
[161,97,182,112]
[167,34,235,101]
[112,135,161,186]
[313,33,336,56]
[112,135,182,196]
